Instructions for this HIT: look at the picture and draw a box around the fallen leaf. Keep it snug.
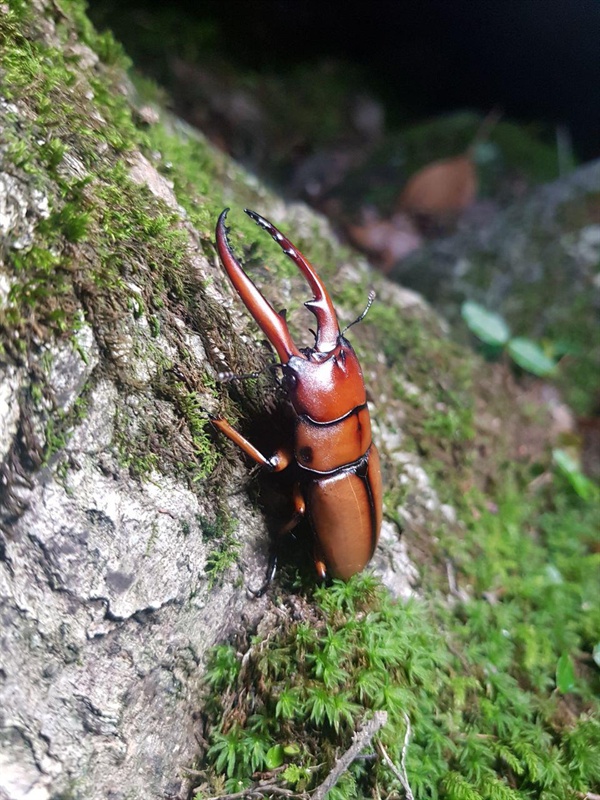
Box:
[398,153,477,217]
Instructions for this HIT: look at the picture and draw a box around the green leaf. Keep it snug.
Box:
[283,764,312,790]
[553,449,597,500]
[556,653,576,694]
[507,337,556,376]
[275,688,300,720]
[283,744,301,756]
[593,643,600,669]
[461,301,510,346]
[265,744,284,770]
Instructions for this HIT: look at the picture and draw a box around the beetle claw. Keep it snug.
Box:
[216,209,300,362]
[244,209,340,353]
[247,550,278,598]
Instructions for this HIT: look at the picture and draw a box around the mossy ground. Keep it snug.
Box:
[183,205,598,799]
[196,467,599,800]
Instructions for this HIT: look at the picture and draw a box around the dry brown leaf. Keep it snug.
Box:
[397,109,503,222]
[398,153,477,216]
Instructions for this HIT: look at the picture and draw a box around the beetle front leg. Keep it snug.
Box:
[211,417,292,472]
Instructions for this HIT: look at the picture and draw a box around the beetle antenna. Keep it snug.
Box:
[342,290,376,335]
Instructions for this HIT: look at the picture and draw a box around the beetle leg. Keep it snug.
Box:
[280,482,306,534]
[250,483,307,597]
[314,560,327,581]
[211,417,292,472]
[250,555,278,598]
[312,538,328,582]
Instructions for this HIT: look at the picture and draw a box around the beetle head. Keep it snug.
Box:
[283,336,367,421]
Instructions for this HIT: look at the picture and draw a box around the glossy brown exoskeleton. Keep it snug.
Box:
[212,209,382,592]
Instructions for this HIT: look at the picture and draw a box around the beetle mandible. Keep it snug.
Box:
[212,208,382,592]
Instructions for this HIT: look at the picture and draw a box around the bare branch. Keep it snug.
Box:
[183,767,207,777]
[194,775,310,800]
[195,787,253,800]
[311,711,388,800]
[376,712,414,800]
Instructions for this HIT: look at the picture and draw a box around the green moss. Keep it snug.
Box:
[116,442,160,478]
[200,512,241,589]
[490,120,562,183]
[1,4,139,158]
[1,1,231,489]
[459,246,600,418]
[43,389,91,466]
[113,383,217,487]
[92,162,191,299]
[142,119,220,234]
[547,296,600,417]
[199,474,599,799]
[170,382,220,481]
[1,6,138,346]
[87,3,220,81]
[397,111,480,169]
[57,0,132,69]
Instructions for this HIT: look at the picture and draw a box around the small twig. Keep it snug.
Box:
[195,787,253,800]
[255,785,303,798]
[195,772,312,800]
[376,712,414,800]
[576,793,600,800]
[196,779,304,800]
[311,711,388,800]
[182,766,207,777]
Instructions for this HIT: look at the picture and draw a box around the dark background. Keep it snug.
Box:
[91,0,600,161]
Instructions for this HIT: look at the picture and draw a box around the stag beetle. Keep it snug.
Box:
[212,209,382,592]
